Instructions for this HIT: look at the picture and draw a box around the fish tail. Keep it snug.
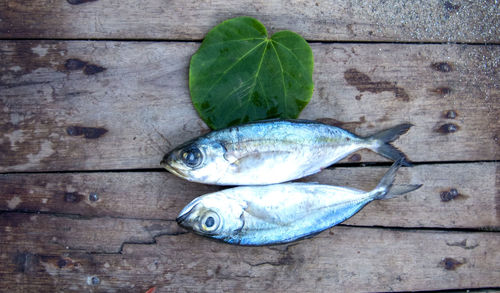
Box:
[370,158,422,200]
[366,123,413,166]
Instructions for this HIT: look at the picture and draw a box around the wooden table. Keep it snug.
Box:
[1,1,499,292]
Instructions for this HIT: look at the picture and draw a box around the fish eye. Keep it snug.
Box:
[181,147,203,168]
[205,216,215,228]
[201,212,220,233]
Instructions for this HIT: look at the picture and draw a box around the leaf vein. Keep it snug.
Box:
[272,39,311,74]
[205,40,267,95]
[270,41,287,114]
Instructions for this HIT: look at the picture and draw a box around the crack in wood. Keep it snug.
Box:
[445,239,479,250]
[98,230,189,255]
[0,210,178,222]
[66,0,98,5]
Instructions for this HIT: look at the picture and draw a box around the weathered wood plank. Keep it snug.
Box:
[0,0,498,43]
[1,41,498,172]
[0,213,181,254]
[1,163,498,229]
[0,214,498,292]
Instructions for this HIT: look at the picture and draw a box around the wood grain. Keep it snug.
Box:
[0,214,498,292]
[1,163,498,229]
[0,0,498,43]
[1,41,498,172]
[0,213,182,254]
[1,2,498,292]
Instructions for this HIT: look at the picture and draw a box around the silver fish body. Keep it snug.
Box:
[162,119,412,185]
[176,160,421,245]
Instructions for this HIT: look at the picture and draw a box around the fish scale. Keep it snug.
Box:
[176,159,422,245]
[162,119,412,185]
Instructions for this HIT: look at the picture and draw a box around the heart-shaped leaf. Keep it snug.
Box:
[189,17,314,130]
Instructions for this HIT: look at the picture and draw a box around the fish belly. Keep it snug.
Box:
[229,184,371,245]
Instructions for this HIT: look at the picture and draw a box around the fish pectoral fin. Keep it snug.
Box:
[243,202,292,226]
[223,151,239,164]
[227,151,292,170]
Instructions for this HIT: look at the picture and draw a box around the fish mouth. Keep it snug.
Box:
[176,211,190,226]
[176,199,201,226]
[160,155,188,178]
[164,164,187,178]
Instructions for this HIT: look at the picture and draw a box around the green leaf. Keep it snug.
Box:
[189,17,314,130]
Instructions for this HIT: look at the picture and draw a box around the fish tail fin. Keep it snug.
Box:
[369,158,422,200]
[366,123,413,166]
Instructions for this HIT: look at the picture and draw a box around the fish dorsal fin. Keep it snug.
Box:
[241,118,316,125]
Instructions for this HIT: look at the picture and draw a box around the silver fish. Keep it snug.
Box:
[176,159,421,245]
[161,119,412,185]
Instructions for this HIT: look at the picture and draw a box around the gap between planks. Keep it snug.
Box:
[0,159,497,175]
[1,37,500,46]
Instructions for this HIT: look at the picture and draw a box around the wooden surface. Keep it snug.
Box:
[1,0,499,292]
[1,41,498,172]
[1,163,498,229]
[0,0,499,43]
[1,223,498,292]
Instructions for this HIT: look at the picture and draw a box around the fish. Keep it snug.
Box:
[161,119,413,185]
[176,159,421,245]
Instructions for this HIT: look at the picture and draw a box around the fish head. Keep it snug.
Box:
[161,137,229,184]
[176,192,245,241]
